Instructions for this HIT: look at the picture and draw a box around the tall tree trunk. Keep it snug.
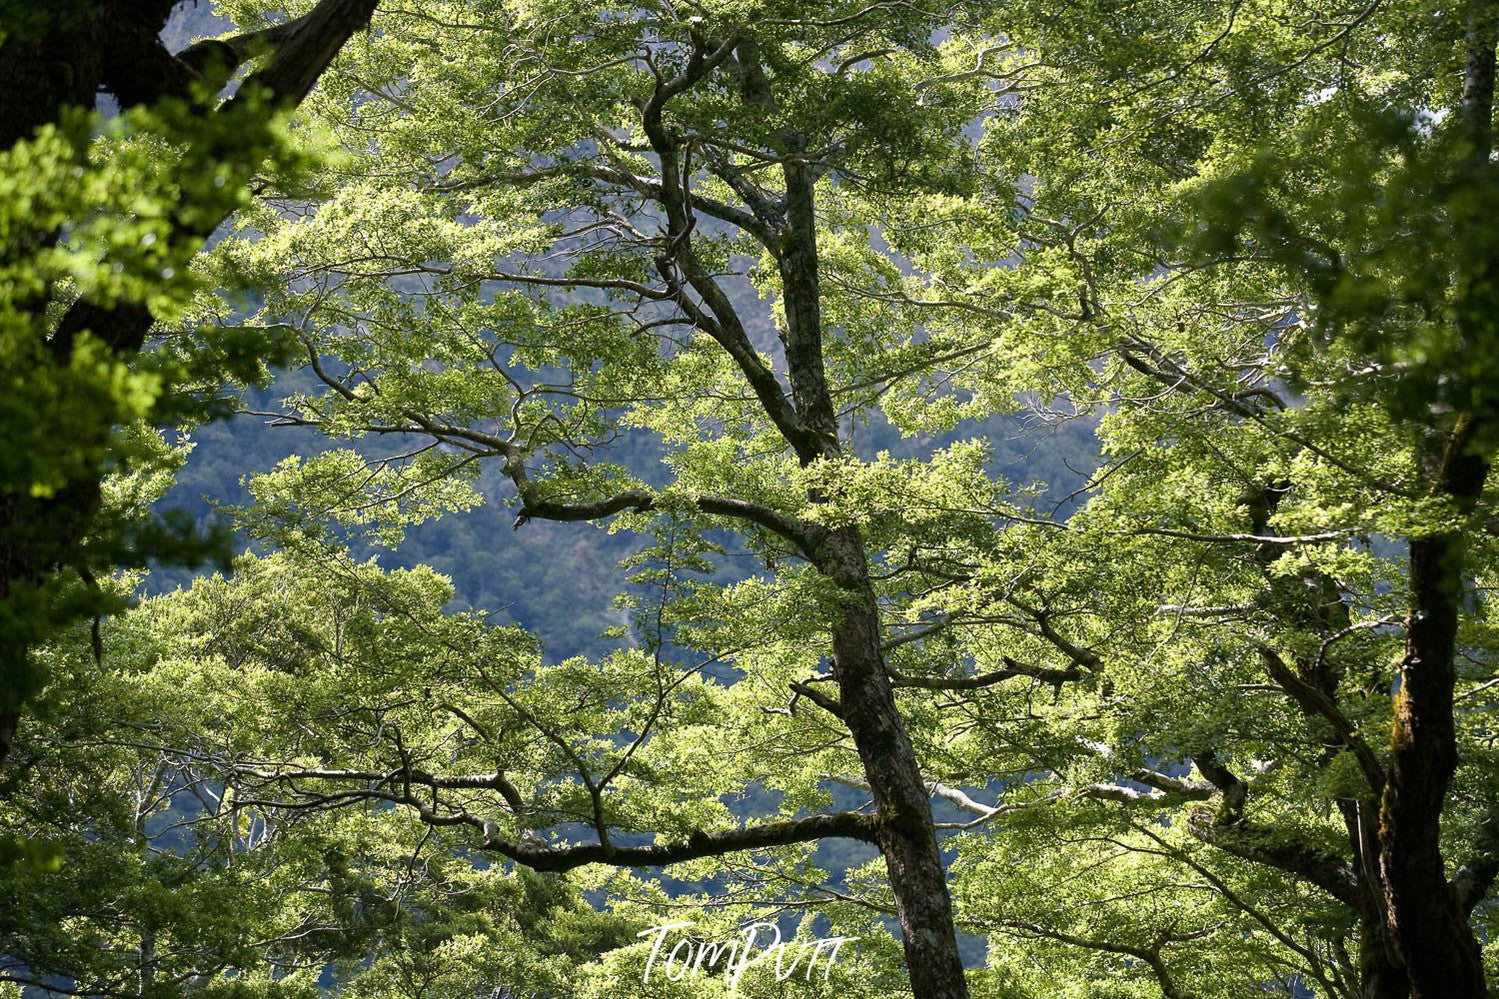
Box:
[780,149,970,997]
[634,40,971,994]
[1377,16,1496,998]
[1380,421,1490,998]
[814,524,971,998]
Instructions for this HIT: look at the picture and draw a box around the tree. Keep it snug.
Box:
[0,550,639,996]
[886,1,1499,996]
[199,0,1004,995]
[12,1,1496,997]
[183,0,1499,994]
[0,0,382,770]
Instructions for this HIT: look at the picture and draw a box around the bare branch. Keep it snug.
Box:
[484,810,880,872]
[1258,646,1385,794]
[889,656,1081,690]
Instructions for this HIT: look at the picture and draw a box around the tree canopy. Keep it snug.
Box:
[2,1,1498,998]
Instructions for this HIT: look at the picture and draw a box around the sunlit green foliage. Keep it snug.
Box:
[6,0,1499,996]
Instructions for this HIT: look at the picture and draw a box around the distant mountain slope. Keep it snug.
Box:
[153,2,1100,663]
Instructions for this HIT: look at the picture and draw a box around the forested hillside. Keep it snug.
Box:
[3,2,1498,999]
[156,356,1099,660]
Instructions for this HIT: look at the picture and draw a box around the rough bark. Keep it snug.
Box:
[1357,912,1410,999]
[815,527,971,999]
[1380,417,1490,998]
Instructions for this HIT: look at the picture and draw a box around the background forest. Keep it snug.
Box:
[2,1,1498,998]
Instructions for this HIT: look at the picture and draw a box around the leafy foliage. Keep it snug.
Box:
[6,1,1499,997]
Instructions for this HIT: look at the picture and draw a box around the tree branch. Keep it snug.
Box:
[1450,808,1499,914]
[995,922,1199,999]
[1258,646,1385,794]
[888,656,1081,690]
[499,447,811,549]
[483,810,880,872]
[1188,752,1359,907]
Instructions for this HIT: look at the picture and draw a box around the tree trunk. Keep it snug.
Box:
[1378,15,1496,996]
[1381,519,1488,998]
[1357,914,1410,999]
[778,144,969,997]
[816,526,971,998]
[1339,802,1409,999]
[0,712,15,770]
